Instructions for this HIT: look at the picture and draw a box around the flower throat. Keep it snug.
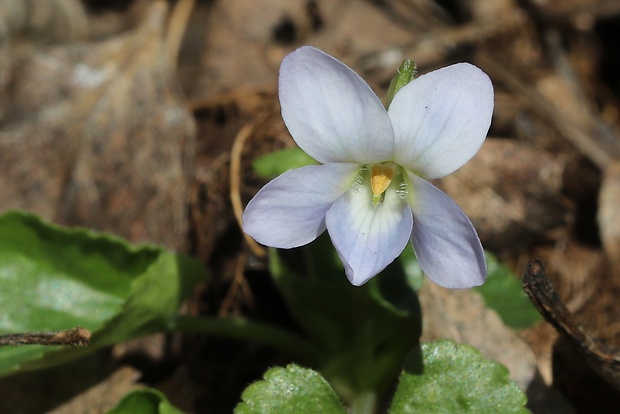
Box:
[367,162,404,205]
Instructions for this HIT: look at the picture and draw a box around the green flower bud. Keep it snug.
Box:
[385,59,417,108]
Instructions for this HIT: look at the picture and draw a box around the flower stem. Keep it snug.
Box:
[169,315,321,364]
[349,391,378,414]
[350,285,379,414]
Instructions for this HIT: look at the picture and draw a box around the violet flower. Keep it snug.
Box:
[243,46,493,288]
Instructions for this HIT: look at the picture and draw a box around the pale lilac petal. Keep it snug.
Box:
[325,178,413,286]
[243,163,359,248]
[389,63,493,179]
[279,46,394,164]
[406,172,486,288]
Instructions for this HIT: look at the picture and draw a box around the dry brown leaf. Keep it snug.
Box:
[50,367,142,414]
[183,0,328,100]
[439,139,569,251]
[531,242,604,313]
[420,283,536,388]
[0,353,134,414]
[181,0,421,101]
[419,282,575,413]
[0,0,88,45]
[0,0,89,102]
[0,1,195,250]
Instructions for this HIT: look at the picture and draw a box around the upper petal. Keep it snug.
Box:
[389,63,493,179]
[406,172,486,288]
[243,163,359,248]
[279,46,394,164]
[325,177,413,286]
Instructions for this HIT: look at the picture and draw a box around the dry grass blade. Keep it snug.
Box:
[230,123,266,258]
[166,0,196,67]
[480,54,620,169]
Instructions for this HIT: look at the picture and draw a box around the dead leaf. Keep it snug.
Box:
[523,259,620,393]
[0,1,195,250]
[0,0,89,108]
[50,367,142,414]
[181,0,422,101]
[420,282,536,388]
[0,352,134,414]
[438,139,569,250]
[0,0,89,48]
[419,281,575,412]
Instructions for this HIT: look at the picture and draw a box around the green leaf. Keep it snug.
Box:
[107,388,184,414]
[474,253,542,329]
[252,147,318,178]
[390,341,528,414]
[0,211,205,377]
[235,364,346,414]
[268,235,421,405]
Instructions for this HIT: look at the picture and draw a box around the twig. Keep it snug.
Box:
[522,259,620,391]
[522,259,592,347]
[218,252,255,317]
[0,326,91,347]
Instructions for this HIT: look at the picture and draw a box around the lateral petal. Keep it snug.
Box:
[389,63,493,179]
[406,172,486,288]
[279,46,394,164]
[243,163,359,248]
[326,178,413,286]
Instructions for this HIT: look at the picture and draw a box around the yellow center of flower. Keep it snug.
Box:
[370,163,398,204]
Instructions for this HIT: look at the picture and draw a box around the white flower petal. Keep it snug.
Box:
[243,163,359,248]
[325,179,413,286]
[389,63,493,179]
[406,172,486,288]
[279,46,394,164]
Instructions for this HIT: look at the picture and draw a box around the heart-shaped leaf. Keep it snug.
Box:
[235,364,346,414]
[0,211,205,377]
[390,341,528,413]
[107,388,184,414]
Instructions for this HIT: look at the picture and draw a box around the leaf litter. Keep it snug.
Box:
[1,0,620,412]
